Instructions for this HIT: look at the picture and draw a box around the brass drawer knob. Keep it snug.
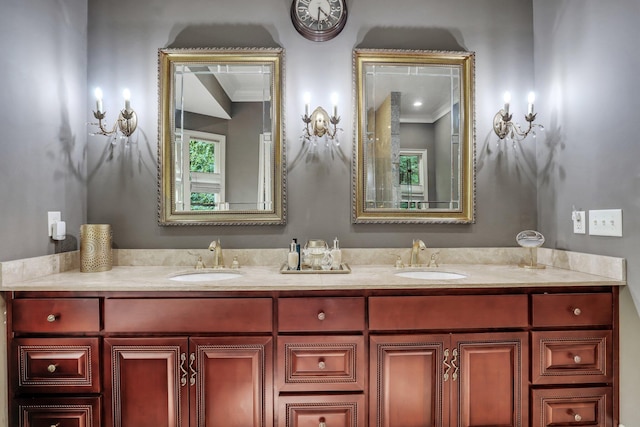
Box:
[574,413,582,422]
[573,307,582,316]
[318,360,326,370]
[50,423,60,427]
[47,314,57,323]
[317,311,326,321]
[573,355,582,364]
[47,364,57,373]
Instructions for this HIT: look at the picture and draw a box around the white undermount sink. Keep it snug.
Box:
[394,270,467,280]
[169,271,242,282]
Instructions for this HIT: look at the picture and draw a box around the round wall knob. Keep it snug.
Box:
[317,311,326,321]
[47,314,57,322]
[318,360,326,370]
[573,307,582,316]
[573,355,582,364]
[47,364,57,373]
[574,414,582,422]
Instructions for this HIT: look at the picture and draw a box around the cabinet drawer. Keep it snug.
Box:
[12,299,100,333]
[532,387,612,427]
[104,298,272,333]
[278,394,365,427]
[277,335,365,392]
[14,396,101,427]
[532,293,612,327]
[278,297,365,332]
[369,295,528,330]
[13,337,100,394]
[532,330,612,384]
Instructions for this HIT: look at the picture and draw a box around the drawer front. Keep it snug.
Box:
[104,298,272,333]
[278,297,365,332]
[12,299,100,333]
[532,387,612,427]
[278,394,365,427]
[532,330,612,384]
[277,335,365,392]
[14,396,101,427]
[369,295,528,330]
[13,337,100,394]
[532,293,612,327]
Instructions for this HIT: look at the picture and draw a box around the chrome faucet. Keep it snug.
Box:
[208,239,224,268]
[410,239,426,267]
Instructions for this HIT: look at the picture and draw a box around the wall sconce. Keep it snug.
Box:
[91,87,138,137]
[493,91,543,142]
[301,93,341,145]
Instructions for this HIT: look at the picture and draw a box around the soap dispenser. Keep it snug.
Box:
[288,239,300,271]
[331,237,342,270]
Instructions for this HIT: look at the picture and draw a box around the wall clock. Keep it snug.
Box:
[291,0,348,42]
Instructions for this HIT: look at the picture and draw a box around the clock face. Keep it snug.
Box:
[291,0,347,41]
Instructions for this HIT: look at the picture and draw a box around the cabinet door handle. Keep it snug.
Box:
[47,364,58,373]
[572,307,582,316]
[180,353,188,386]
[317,311,326,321]
[443,349,451,381]
[47,314,57,322]
[189,353,196,386]
[318,360,326,370]
[450,349,459,381]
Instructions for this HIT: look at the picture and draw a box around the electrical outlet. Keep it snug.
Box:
[588,209,622,237]
[572,210,586,234]
[47,211,61,237]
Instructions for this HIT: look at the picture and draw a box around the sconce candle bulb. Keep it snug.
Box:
[527,91,535,115]
[123,88,131,112]
[503,91,511,114]
[94,87,103,113]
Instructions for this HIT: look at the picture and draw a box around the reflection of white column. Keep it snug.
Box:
[390,92,401,208]
[258,133,273,210]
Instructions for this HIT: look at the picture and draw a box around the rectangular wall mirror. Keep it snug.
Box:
[353,49,475,223]
[159,48,285,225]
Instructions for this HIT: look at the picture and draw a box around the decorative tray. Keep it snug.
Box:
[280,263,352,274]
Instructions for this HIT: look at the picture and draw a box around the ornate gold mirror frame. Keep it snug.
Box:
[158,48,285,225]
[353,49,475,224]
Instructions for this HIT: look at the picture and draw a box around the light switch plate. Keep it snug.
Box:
[588,209,622,237]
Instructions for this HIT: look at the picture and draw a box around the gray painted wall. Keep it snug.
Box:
[533,1,640,424]
[86,0,537,250]
[0,0,87,262]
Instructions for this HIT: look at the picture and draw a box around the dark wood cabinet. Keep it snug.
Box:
[6,286,618,427]
[104,336,273,427]
[370,332,528,427]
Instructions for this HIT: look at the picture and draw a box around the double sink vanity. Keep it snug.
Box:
[0,247,625,427]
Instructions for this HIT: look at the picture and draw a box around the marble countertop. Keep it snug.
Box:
[1,263,625,292]
[0,248,626,292]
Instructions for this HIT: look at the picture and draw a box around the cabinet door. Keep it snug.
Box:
[191,336,273,427]
[104,337,189,427]
[370,334,449,427]
[451,332,529,427]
